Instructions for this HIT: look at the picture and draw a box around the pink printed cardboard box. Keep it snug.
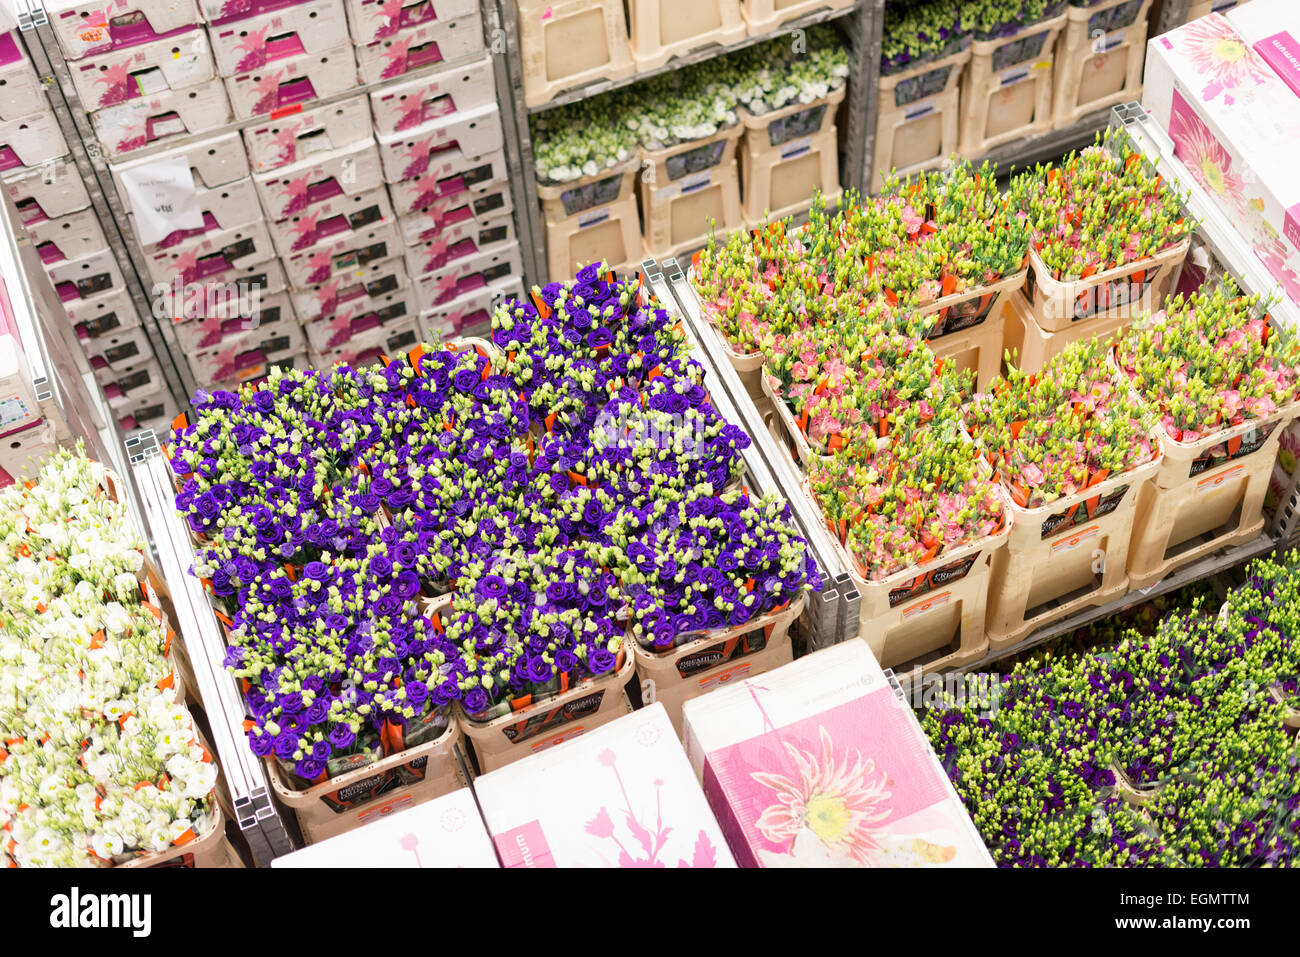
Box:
[474,704,736,869]
[207,0,350,77]
[242,94,372,173]
[369,54,495,135]
[224,42,357,120]
[72,288,140,343]
[281,219,401,288]
[289,256,408,320]
[682,639,994,868]
[402,211,514,280]
[307,315,421,368]
[376,102,504,183]
[355,15,485,85]
[345,0,479,46]
[416,274,522,340]
[90,76,233,158]
[142,217,276,288]
[128,177,264,253]
[265,184,395,258]
[0,112,69,173]
[172,290,297,353]
[303,285,417,353]
[190,319,305,383]
[387,149,507,216]
[253,138,383,220]
[28,207,109,265]
[1144,5,1300,304]
[47,0,202,62]
[397,181,512,245]
[48,247,125,303]
[0,30,44,122]
[68,27,214,111]
[108,130,249,194]
[6,157,92,221]
[412,241,521,312]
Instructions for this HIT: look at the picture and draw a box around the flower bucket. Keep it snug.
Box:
[1051,0,1152,129]
[545,194,642,280]
[986,446,1163,649]
[1022,235,1189,332]
[537,155,640,221]
[265,718,466,844]
[959,11,1066,156]
[631,591,804,737]
[686,259,766,399]
[120,806,242,869]
[920,269,1026,391]
[739,85,845,150]
[740,124,840,225]
[628,0,746,72]
[762,370,815,467]
[1270,685,1300,732]
[456,651,635,773]
[1001,286,1135,377]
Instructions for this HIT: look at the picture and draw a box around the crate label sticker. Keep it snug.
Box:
[697,662,752,692]
[1051,525,1099,554]
[901,590,952,622]
[1092,28,1127,55]
[529,726,588,754]
[1188,421,1277,476]
[779,137,812,161]
[1040,485,1129,538]
[665,140,726,181]
[675,624,770,678]
[660,170,713,199]
[888,553,977,607]
[500,689,606,744]
[320,755,428,813]
[348,204,384,230]
[904,96,938,121]
[1070,265,1163,321]
[934,290,999,337]
[767,104,828,147]
[577,205,611,229]
[0,397,33,432]
[133,68,170,98]
[562,173,622,217]
[999,65,1032,87]
[355,793,414,826]
[1197,464,1247,494]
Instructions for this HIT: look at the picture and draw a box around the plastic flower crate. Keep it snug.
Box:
[739,84,843,148]
[266,718,467,844]
[986,450,1163,649]
[628,0,745,72]
[631,592,804,738]
[871,46,969,194]
[517,0,633,108]
[738,0,854,35]
[640,122,742,191]
[1126,397,1300,589]
[686,257,764,399]
[1022,235,1189,332]
[545,193,642,281]
[537,155,639,221]
[456,651,635,773]
[120,806,243,869]
[640,132,743,259]
[1051,0,1152,129]
[1000,286,1133,376]
[959,12,1066,156]
[1185,0,1245,20]
[917,269,1026,392]
[740,124,840,223]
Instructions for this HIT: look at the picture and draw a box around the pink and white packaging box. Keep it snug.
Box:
[271,787,499,868]
[47,0,201,61]
[1144,9,1300,303]
[281,219,400,288]
[355,16,485,85]
[369,54,494,135]
[131,176,264,251]
[224,43,357,120]
[6,158,92,221]
[73,290,141,342]
[0,30,44,122]
[242,95,372,173]
[0,283,42,439]
[108,130,249,195]
[253,138,382,220]
[91,76,233,158]
[208,349,310,389]
[308,315,420,368]
[377,102,503,183]
[103,358,165,410]
[118,403,172,435]
[92,345,156,386]
[417,274,522,340]
[344,0,478,46]
[173,289,296,352]
[82,325,154,370]
[48,247,125,301]
[69,28,214,111]
[208,0,350,76]
[474,704,734,869]
[142,218,276,287]
[199,0,325,23]
[29,207,110,264]
[1228,0,1300,98]
[388,148,507,216]
[403,210,514,279]
[0,113,70,173]
[398,181,511,245]
[266,184,395,258]
[681,639,993,868]
[303,285,415,352]
[413,240,521,311]
[0,420,59,489]
[290,256,408,320]
[190,319,304,383]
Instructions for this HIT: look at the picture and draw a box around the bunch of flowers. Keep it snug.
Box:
[530,95,639,186]
[1007,131,1191,282]
[628,57,742,151]
[1114,280,1300,442]
[731,25,851,115]
[0,446,217,867]
[881,0,969,74]
[965,0,1066,40]
[966,336,1157,508]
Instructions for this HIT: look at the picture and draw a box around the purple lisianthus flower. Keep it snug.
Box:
[295,757,325,781]
[273,732,300,761]
[463,687,490,715]
[248,730,275,757]
[528,655,552,683]
[476,574,509,601]
[328,723,356,750]
[587,647,617,675]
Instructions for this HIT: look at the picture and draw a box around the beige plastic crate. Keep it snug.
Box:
[959,14,1065,156]
[640,123,742,190]
[628,0,745,71]
[266,720,467,844]
[739,84,844,149]
[1126,401,1300,588]
[986,453,1162,649]
[738,0,855,35]
[632,594,802,737]
[641,158,742,260]
[1185,0,1246,20]
[918,269,1025,391]
[740,124,839,222]
[457,652,635,773]
[537,155,639,220]
[545,193,642,280]
[122,807,242,869]
[872,48,968,193]
[518,0,634,108]
[1052,0,1152,129]
[1001,286,1134,375]
[1022,237,1188,332]
[693,282,765,399]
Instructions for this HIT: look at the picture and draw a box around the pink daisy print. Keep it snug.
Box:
[1178,15,1272,103]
